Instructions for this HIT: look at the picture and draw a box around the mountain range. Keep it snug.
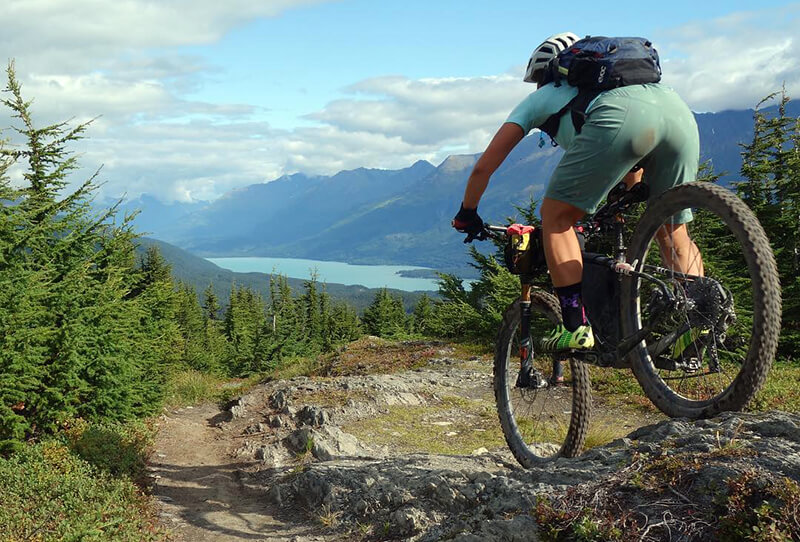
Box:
[120,100,799,276]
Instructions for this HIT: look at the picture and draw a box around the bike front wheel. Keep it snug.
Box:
[494,292,592,467]
[621,182,781,418]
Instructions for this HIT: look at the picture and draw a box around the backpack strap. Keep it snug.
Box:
[538,89,603,146]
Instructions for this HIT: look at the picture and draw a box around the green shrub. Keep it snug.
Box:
[0,441,167,541]
[717,471,800,541]
[64,419,154,480]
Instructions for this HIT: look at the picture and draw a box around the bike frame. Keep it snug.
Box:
[488,181,704,372]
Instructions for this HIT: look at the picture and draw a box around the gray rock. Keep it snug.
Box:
[269,389,289,411]
[297,405,331,427]
[268,415,286,428]
[255,446,282,466]
[267,484,282,506]
[390,507,428,536]
[222,356,800,542]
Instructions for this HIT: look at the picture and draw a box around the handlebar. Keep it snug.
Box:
[463,224,506,243]
[461,181,649,243]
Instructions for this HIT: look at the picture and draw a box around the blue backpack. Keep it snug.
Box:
[539,36,662,143]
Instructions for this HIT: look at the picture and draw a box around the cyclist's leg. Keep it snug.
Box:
[540,198,584,287]
[655,223,704,276]
[639,88,701,275]
[542,93,647,351]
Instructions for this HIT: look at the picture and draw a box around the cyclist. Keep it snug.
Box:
[452,32,702,353]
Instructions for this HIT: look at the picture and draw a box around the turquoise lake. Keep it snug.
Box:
[207,257,440,292]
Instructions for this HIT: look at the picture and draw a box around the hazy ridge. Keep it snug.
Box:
[122,101,800,276]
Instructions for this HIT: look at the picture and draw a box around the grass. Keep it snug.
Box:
[583,421,634,450]
[164,369,262,408]
[749,360,800,413]
[316,504,342,529]
[270,355,323,381]
[313,337,444,377]
[63,418,155,481]
[586,359,800,416]
[344,394,507,455]
[587,366,654,411]
[449,341,494,360]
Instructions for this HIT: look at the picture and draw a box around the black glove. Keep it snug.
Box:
[452,204,485,242]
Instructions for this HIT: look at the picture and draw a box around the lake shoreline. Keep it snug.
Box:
[207,256,443,292]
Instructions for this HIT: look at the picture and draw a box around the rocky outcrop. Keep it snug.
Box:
[214,347,800,541]
[250,411,798,541]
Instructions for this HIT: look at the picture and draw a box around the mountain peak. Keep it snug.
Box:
[438,154,479,173]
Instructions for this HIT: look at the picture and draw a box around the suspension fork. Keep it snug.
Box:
[519,283,563,381]
[519,284,533,375]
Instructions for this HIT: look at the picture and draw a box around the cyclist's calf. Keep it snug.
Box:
[655,223,704,276]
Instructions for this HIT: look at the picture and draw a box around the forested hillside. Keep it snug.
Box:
[134,237,429,314]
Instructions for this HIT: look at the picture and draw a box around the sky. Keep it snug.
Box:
[1,0,799,204]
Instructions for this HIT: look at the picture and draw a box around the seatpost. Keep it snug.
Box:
[521,282,532,304]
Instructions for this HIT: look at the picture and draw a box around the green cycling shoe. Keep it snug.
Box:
[540,324,595,353]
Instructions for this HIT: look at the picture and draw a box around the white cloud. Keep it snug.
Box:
[3,1,331,63]
[0,0,336,203]
[309,75,529,146]
[1,2,798,206]
[656,5,800,112]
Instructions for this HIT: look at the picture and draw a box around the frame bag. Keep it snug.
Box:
[503,224,546,275]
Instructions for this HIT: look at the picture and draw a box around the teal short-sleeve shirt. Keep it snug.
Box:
[505,83,579,147]
[504,82,699,219]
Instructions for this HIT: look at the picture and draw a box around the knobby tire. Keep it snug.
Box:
[494,292,592,467]
[621,182,781,418]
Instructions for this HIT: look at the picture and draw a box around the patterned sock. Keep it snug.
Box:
[555,282,587,332]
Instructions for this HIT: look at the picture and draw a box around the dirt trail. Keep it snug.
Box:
[147,340,666,541]
[150,404,328,542]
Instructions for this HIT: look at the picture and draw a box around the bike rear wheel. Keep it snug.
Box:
[621,182,781,418]
[494,292,592,466]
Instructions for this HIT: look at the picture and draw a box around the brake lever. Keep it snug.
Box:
[463,229,489,243]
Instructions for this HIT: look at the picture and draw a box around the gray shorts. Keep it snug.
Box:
[545,84,699,222]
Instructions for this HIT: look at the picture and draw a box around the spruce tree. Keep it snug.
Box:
[174,282,217,371]
[202,283,221,320]
[325,300,362,348]
[264,274,304,361]
[412,294,435,337]
[362,288,408,339]
[200,282,229,371]
[0,61,176,447]
[300,272,323,353]
[224,284,267,375]
[737,89,800,355]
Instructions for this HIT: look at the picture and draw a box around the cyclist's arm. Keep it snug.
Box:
[461,122,525,209]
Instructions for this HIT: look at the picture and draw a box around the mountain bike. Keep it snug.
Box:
[466,181,781,468]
